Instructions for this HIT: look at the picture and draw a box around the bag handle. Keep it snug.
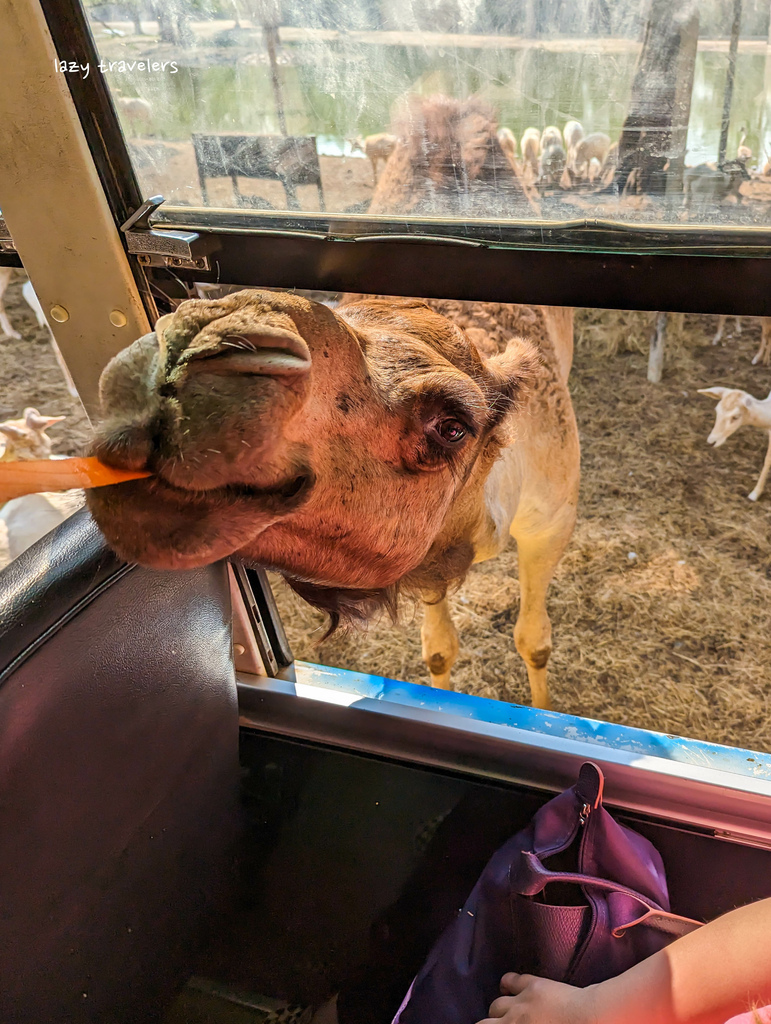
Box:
[514,851,702,939]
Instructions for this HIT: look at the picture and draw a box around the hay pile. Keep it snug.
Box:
[272,310,771,751]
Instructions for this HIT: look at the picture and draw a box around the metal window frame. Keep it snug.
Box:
[237,664,771,847]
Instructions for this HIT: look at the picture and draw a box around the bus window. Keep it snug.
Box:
[78,0,771,233]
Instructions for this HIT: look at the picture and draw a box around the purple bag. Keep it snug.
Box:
[392,762,701,1024]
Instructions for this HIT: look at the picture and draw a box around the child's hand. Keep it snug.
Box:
[475,973,597,1024]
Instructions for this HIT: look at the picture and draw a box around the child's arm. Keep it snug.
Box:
[476,896,771,1024]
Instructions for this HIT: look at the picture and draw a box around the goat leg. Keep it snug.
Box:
[748,431,771,502]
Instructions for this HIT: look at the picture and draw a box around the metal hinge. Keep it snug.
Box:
[0,217,16,252]
[121,195,215,271]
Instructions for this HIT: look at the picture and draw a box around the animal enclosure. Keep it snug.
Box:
[1,269,769,751]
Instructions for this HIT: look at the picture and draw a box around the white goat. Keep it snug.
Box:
[496,127,517,164]
[587,156,602,182]
[712,315,771,365]
[684,162,749,214]
[0,266,21,340]
[572,132,612,179]
[520,127,541,177]
[21,280,79,397]
[698,386,771,502]
[0,408,84,567]
[540,126,562,153]
[563,119,584,168]
[737,128,752,165]
[352,133,397,183]
[539,142,566,185]
[115,93,152,133]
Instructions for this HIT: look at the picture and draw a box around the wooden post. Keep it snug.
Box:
[263,24,287,136]
[717,0,743,166]
[648,311,667,384]
[250,0,288,136]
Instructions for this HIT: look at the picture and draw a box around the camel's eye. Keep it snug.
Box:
[430,418,468,445]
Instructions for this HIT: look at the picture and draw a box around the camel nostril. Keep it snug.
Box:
[91,424,154,473]
[279,474,311,500]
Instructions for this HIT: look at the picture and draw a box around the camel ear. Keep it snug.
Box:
[154,312,177,364]
[697,387,728,400]
[24,408,65,430]
[154,313,175,344]
[485,336,539,402]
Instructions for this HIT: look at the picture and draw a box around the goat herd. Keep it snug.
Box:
[355,118,771,210]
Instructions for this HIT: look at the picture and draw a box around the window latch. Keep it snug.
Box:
[121,195,215,271]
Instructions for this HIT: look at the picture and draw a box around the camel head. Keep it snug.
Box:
[698,386,752,446]
[87,290,534,621]
[0,408,66,462]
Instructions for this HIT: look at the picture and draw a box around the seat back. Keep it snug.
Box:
[0,509,241,1023]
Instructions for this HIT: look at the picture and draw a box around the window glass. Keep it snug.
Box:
[79,1,771,232]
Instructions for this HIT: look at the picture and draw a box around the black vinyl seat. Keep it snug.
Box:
[0,508,241,1023]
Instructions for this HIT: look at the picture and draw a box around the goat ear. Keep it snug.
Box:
[0,423,25,440]
[697,387,728,400]
[24,408,65,430]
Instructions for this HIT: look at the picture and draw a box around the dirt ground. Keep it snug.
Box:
[0,272,92,452]
[1,269,769,750]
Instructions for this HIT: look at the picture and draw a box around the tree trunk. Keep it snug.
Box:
[155,6,177,43]
[129,0,144,35]
[717,0,743,166]
[615,0,700,198]
[666,10,700,199]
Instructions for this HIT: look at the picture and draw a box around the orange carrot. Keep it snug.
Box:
[0,458,151,503]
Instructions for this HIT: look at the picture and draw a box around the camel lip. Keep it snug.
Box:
[183,349,311,377]
[145,468,314,506]
[182,330,312,377]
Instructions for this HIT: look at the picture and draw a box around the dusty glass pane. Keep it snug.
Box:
[79,3,771,230]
